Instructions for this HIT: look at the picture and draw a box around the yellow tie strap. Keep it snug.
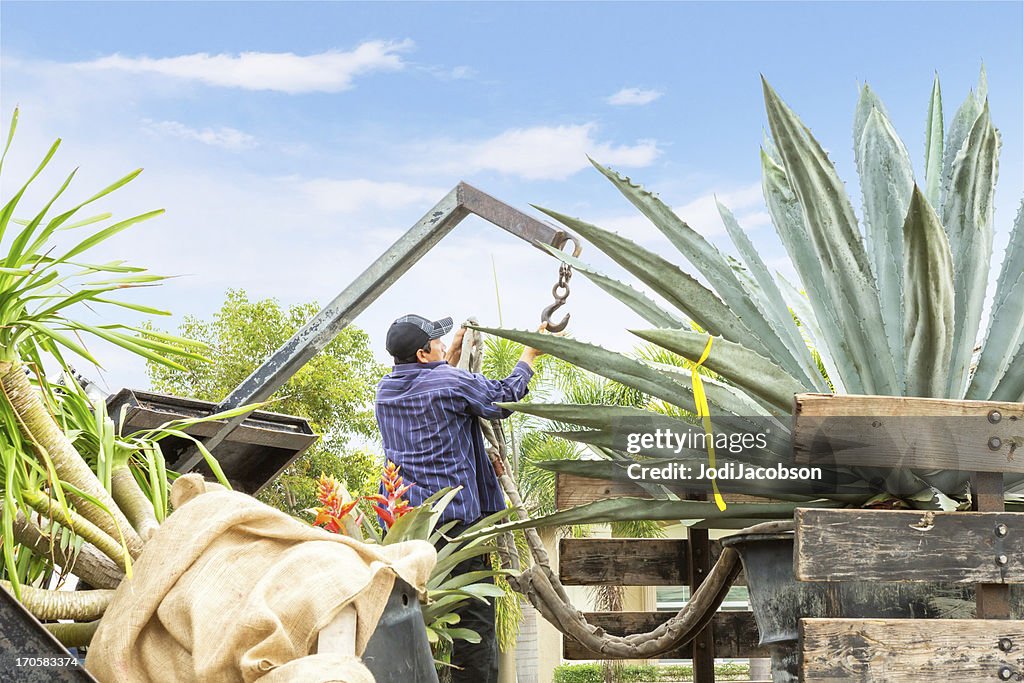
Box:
[691,336,726,511]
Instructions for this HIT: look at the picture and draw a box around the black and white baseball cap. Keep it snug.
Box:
[386,314,454,359]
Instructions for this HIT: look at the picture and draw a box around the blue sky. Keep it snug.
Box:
[1,1,1022,394]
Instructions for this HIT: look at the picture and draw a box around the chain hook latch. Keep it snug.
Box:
[540,234,580,333]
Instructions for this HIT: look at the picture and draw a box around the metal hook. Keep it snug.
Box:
[542,300,570,333]
[540,232,579,333]
[541,265,573,332]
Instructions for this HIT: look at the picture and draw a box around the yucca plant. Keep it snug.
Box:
[0,108,252,646]
[473,70,1022,526]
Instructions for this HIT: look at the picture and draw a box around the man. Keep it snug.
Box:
[375,313,543,683]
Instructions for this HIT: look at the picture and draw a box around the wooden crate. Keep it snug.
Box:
[551,394,1024,681]
[792,394,1024,682]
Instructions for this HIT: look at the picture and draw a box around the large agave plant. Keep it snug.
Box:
[475,71,1023,523]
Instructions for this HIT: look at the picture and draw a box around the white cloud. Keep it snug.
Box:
[144,120,256,150]
[420,123,660,181]
[300,178,450,214]
[72,41,414,93]
[599,182,770,239]
[607,87,663,106]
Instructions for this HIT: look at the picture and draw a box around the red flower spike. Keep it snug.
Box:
[373,461,416,530]
[312,474,359,534]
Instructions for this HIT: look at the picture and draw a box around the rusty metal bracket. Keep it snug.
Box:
[172,183,579,474]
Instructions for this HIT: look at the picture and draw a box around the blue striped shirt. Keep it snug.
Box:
[374,360,534,523]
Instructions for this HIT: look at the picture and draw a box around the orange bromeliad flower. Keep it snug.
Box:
[368,460,414,529]
[312,474,359,534]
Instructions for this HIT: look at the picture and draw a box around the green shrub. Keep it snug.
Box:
[552,662,751,683]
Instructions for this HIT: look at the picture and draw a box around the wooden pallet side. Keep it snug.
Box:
[800,618,1024,682]
[794,508,1024,584]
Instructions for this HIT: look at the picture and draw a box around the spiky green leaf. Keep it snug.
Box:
[943,105,999,396]
[591,160,792,362]
[760,147,860,393]
[534,207,753,345]
[631,329,806,411]
[716,200,825,391]
[763,77,896,395]
[857,106,915,387]
[539,243,685,329]
[924,74,944,206]
[968,200,1024,399]
[903,186,955,397]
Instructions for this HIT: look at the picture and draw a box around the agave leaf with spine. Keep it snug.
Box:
[763,78,897,395]
[539,243,685,329]
[532,208,754,347]
[942,104,1000,396]
[589,160,807,376]
[630,329,805,412]
[924,74,944,206]
[760,149,856,393]
[903,186,955,398]
[940,68,987,214]
[968,201,1024,399]
[716,200,826,391]
[856,102,915,389]
[473,326,732,417]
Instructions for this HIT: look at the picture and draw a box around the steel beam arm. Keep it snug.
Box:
[172,182,575,473]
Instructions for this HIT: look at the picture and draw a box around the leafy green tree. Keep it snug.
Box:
[145,289,387,514]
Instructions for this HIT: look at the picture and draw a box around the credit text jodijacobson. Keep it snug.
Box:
[626,462,823,481]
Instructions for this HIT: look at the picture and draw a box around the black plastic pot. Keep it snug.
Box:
[721,531,975,683]
[361,579,439,683]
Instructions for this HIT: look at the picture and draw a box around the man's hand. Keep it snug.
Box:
[445,327,467,365]
[519,323,558,368]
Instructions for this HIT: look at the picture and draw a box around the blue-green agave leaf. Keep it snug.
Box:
[533,207,754,346]
[924,74,944,207]
[763,78,896,394]
[776,273,844,393]
[939,81,984,215]
[991,345,1024,403]
[903,186,955,398]
[968,200,1024,400]
[853,83,892,148]
[716,200,826,392]
[760,147,862,394]
[943,104,1000,397]
[631,328,806,412]
[472,327,709,413]
[591,160,794,364]
[857,105,915,389]
[539,243,685,329]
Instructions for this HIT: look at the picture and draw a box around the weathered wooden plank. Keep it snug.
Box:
[793,393,1024,474]
[800,618,1024,682]
[795,508,1024,584]
[564,611,766,660]
[560,538,687,585]
[559,538,746,586]
[555,473,776,510]
[556,474,650,510]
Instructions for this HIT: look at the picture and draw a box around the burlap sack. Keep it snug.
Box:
[85,475,436,682]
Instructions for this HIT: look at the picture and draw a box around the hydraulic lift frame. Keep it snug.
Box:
[171,182,579,472]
